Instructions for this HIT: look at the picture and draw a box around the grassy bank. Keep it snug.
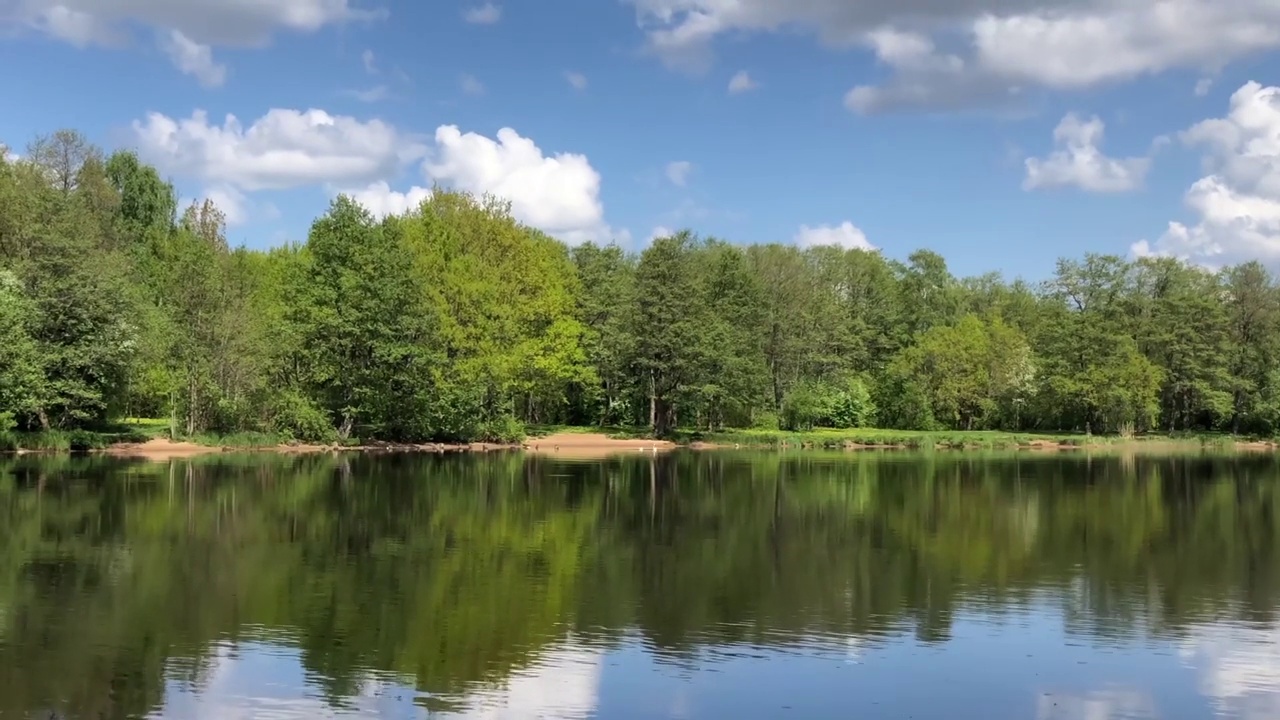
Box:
[682,427,1253,450]
[3,420,1269,455]
[0,418,293,454]
[0,427,152,453]
[527,423,1264,450]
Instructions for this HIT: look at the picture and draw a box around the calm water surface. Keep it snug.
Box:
[2,451,1280,719]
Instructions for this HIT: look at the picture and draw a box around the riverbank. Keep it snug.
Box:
[524,432,675,459]
[687,428,1277,452]
[2,425,1275,458]
[2,431,674,460]
[99,437,524,459]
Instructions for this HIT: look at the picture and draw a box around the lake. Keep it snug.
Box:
[1,451,1279,719]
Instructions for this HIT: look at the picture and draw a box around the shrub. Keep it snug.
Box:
[751,410,781,430]
[782,382,831,431]
[478,415,525,444]
[829,378,877,429]
[269,390,336,444]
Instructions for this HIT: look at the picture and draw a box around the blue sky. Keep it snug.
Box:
[2,0,1279,278]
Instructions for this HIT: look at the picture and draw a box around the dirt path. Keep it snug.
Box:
[103,438,227,459]
[524,432,675,458]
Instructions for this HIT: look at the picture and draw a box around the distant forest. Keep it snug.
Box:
[2,130,1279,442]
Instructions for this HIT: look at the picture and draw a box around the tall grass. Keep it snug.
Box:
[0,428,151,453]
[186,431,288,449]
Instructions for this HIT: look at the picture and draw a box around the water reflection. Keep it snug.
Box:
[157,640,419,719]
[1035,688,1157,720]
[0,451,1278,719]
[153,640,604,720]
[1181,622,1280,720]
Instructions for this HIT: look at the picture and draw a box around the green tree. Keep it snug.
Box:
[293,196,438,440]
[0,271,42,431]
[1221,262,1280,433]
[572,242,638,425]
[633,231,707,436]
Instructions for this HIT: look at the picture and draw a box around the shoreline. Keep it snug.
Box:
[3,431,1275,461]
[6,432,679,461]
[697,438,1280,452]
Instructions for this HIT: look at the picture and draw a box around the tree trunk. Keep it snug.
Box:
[649,371,656,429]
[1232,391,1242,435]
[771,358,783,412]
[186,375,197,437]
[338,413,354,442]
[655,399,677,438]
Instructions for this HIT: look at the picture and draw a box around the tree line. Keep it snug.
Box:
[3,130,1280,441]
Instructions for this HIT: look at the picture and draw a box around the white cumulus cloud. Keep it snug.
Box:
[1023,114,1150,192]
[346,181,433,219]
[566,71,588,91]
[626,0,1280,114]
[648,226,676,243]
[794,222,875,250]
[16,0,381,46]
[343,85,390,103]
[13,0,382,85]
[461,73,486,96]
[728,70,758,94]
[361,48,377,74]
[131,108,425,191]
[177,185,251,226]
[1133,81,1280,266]
[130,107,615,243]
[35,4,114,46]
[665,160,693,187]
[158,29,227,88]
[203,186,249,226]
[424,125,607,242]
[464,3,502,25]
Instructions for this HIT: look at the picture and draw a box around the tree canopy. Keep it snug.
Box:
[4,131,1280,441]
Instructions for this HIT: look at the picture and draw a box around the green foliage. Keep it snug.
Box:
[781,380,830,431]
[873,375,936,431]
[751,410,781,430]
[829,378,876,429]
[292,196,439,441]
[571,243,637,425]
[0,271,42,432]
[779,377,876,431]
[268,389,336,444]
[887,314,1034,430]
[4,128,1280,446]
[478,414,526,443]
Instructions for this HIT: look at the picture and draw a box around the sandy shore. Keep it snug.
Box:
[102,438,224,458]
[93,432,674,461]
[523,432,675,459]
[100,437,517,460]
[22,433,1277,461]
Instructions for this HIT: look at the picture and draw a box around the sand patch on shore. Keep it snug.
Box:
[524,432,675,458]
[103,438,225,458]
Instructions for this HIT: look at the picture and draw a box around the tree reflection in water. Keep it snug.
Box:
[0,451,1277,719]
